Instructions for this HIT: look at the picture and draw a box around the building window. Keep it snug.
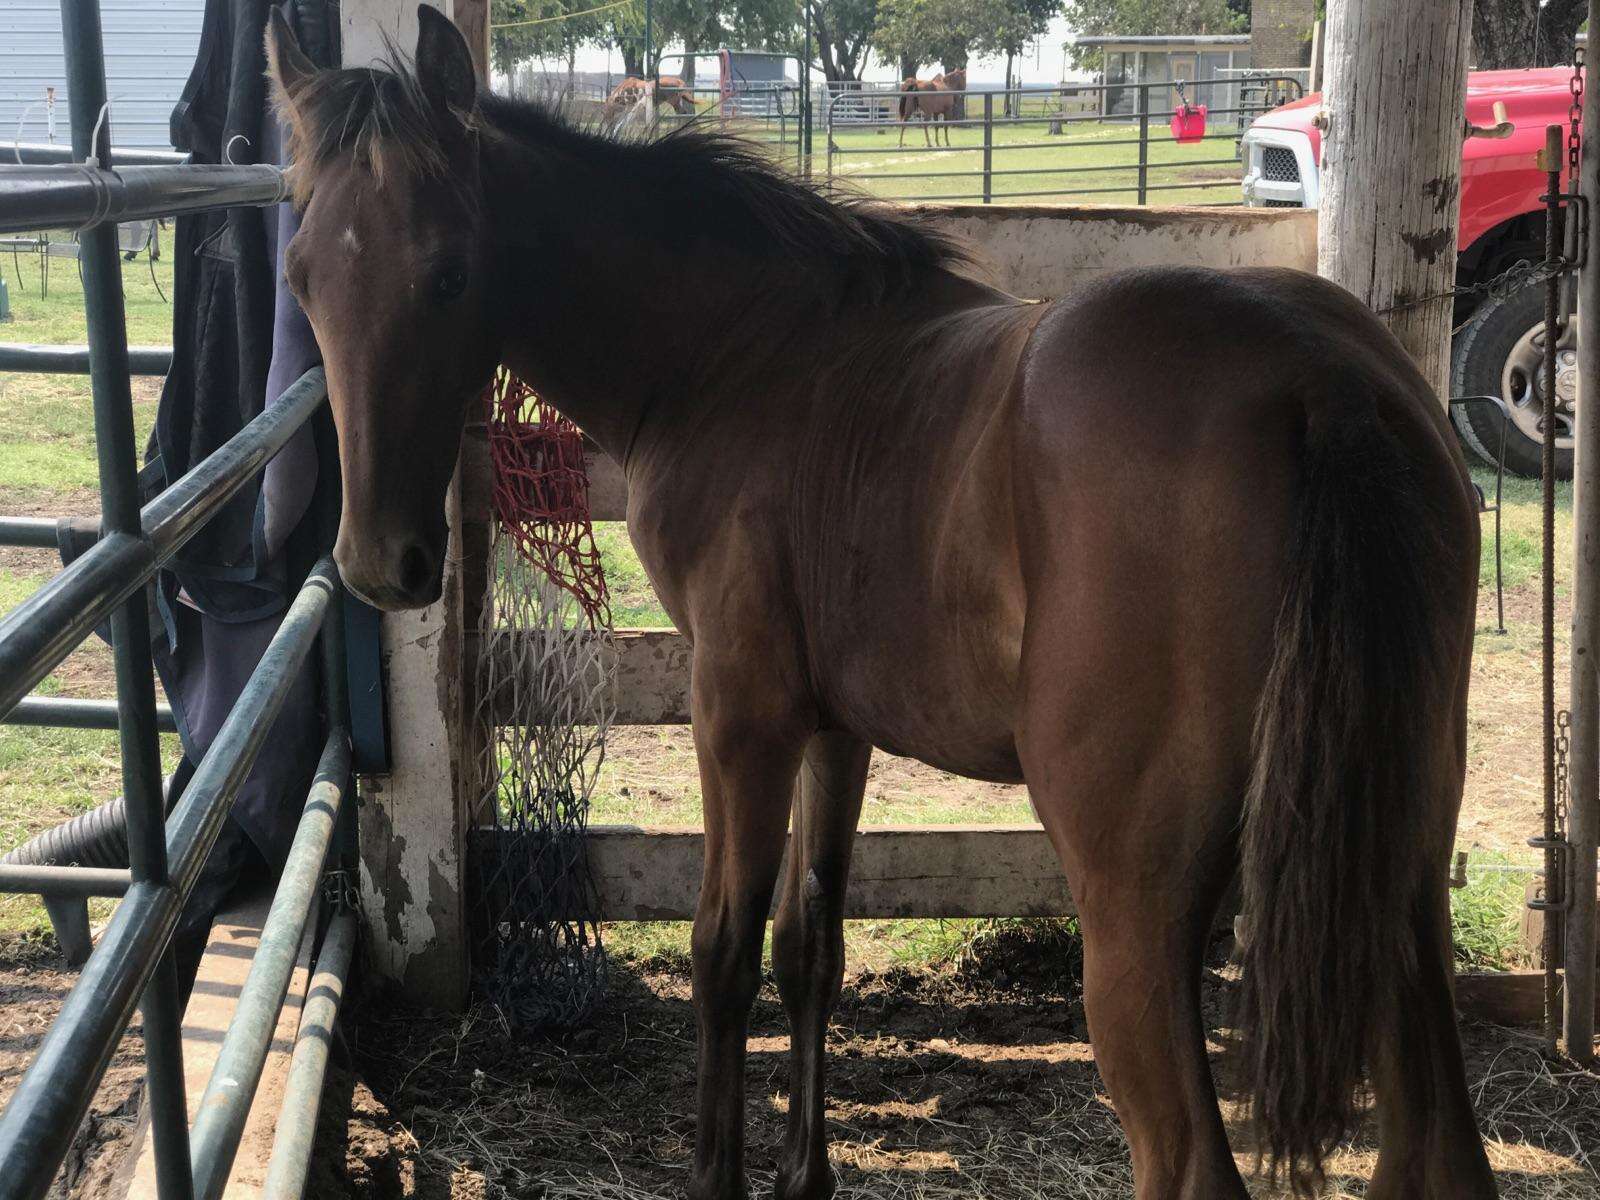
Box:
[1105,51,1133,116]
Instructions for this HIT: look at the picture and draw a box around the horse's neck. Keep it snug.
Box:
[484,150,808,463]
[480,128,1002,468]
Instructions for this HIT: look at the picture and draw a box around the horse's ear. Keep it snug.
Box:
[265,9,317,122]
[415,5,476,122]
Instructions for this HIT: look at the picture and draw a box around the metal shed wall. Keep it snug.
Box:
[1,0,205,151]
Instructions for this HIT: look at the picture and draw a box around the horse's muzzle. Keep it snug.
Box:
[334,537,443,612]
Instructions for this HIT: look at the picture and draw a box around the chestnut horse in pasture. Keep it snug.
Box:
[602,74,697,130]
[268,9,1497,1199]
[898,68,967,147]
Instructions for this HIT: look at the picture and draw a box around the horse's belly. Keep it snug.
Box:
[823,629,1025,784]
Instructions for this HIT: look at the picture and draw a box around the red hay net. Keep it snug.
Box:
[485,368,611,628]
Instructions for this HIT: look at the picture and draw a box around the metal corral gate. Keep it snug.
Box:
[0,2,353,1198]
[825,76,1305,205]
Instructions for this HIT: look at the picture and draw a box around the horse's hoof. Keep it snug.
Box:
[685,1173,748,1200]
[774,1160,836,1200]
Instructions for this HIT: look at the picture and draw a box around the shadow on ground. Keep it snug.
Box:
[322,926,1600,1200]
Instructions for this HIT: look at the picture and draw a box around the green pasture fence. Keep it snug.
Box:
[825,76,1306,206]
[0,1,355,1198]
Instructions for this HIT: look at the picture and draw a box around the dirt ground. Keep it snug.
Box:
[1,925,1593,1200]
[313,928,1599,1200]
[0,942,145,1200]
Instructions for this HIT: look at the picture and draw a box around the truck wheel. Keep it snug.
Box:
[1451,280,1575,480]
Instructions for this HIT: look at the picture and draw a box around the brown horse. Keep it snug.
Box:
[267,10,1497,1200]
[601,74,697,130]
[897,69,965,147]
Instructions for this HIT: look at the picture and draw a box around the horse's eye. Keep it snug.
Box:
[434,265,468,302]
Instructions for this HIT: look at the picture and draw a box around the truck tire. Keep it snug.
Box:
[1451,279,1575,480]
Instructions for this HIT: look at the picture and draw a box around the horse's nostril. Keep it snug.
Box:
[397,543,435,596]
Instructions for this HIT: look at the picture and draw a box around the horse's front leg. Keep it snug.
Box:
[772,732,870,1200]
[688,649,810,1200]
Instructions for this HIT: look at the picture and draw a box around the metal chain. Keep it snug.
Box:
[1556,709,1571,841]
[1571,51,1584,192]
[1377,256,1571,324]
[1556,49,1581,873]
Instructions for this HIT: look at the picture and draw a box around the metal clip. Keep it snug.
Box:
[322,868,361,912]
[1468,101,1515,140]
[1526,837,1573,912]
[1565,192,1590,270]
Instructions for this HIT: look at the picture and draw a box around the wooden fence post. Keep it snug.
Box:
[1316,0,1472,402]
[351,0,491,1012]
[1566,0,1600,1067]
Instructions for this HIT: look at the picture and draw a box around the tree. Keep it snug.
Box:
[601,0,800,80]
[491,0,616,78]
[809,0,879,82]
[1471,0,1585,70]
[975,0,1063,103]
[1060,0,1246,70]
[873,0,1001,76]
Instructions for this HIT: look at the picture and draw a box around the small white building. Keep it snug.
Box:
[1072,34,1254,118]
[1,0,206,151]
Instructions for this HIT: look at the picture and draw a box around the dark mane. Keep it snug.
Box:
[281,55,971,296]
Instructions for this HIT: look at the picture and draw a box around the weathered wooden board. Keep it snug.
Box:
[1319,0,1471,399]
[124,892,313,1200]
[480,628,691,725]
[1456,971,1600,1029]
[579,824,1071,920]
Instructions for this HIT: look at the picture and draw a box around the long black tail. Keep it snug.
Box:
[1236,395,1473,1193]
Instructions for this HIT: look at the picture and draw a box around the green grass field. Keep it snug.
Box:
[0,235,1561,973]
[824,113,1249,206]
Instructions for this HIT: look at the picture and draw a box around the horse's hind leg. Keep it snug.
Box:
[772,731,871,1200]
[1367,692,1496,1199]
[1366,877,1496,1199]
[687,650,811,1200]
[1018,672,1249,1198]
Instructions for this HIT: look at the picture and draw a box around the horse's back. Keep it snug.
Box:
[1010,265,1472,788]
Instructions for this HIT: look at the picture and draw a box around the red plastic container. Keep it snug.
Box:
[1171,103,1207,144]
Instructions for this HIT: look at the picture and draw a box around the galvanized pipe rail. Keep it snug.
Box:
[0,563,343,1200]
[0,0,357,1194]
[4,695,178,732]
[0,367,326,719]
[0,342,172,374]
[7,141,189,166]
[0,163,287,236]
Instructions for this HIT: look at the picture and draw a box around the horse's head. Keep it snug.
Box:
[657,78,698,115]
[267,6,499,609]
[899,80,921,120]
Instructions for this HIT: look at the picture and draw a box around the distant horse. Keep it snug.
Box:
[268,10,1498,1200]
[601,74,697,131]
[897,68,967,147]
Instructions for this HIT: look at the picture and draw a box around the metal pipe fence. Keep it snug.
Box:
[825,76,1306,206]
[649,71,810,173]
[0,0,357,1196]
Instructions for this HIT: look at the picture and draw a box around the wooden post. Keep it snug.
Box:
[351,0,491,1012]
[1316,0,1472,401]
[1566,0,1600,1067]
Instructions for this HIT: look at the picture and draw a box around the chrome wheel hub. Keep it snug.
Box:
[1502,321,1578,448]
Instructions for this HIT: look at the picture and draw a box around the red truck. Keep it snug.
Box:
[1241,68,1579,477]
